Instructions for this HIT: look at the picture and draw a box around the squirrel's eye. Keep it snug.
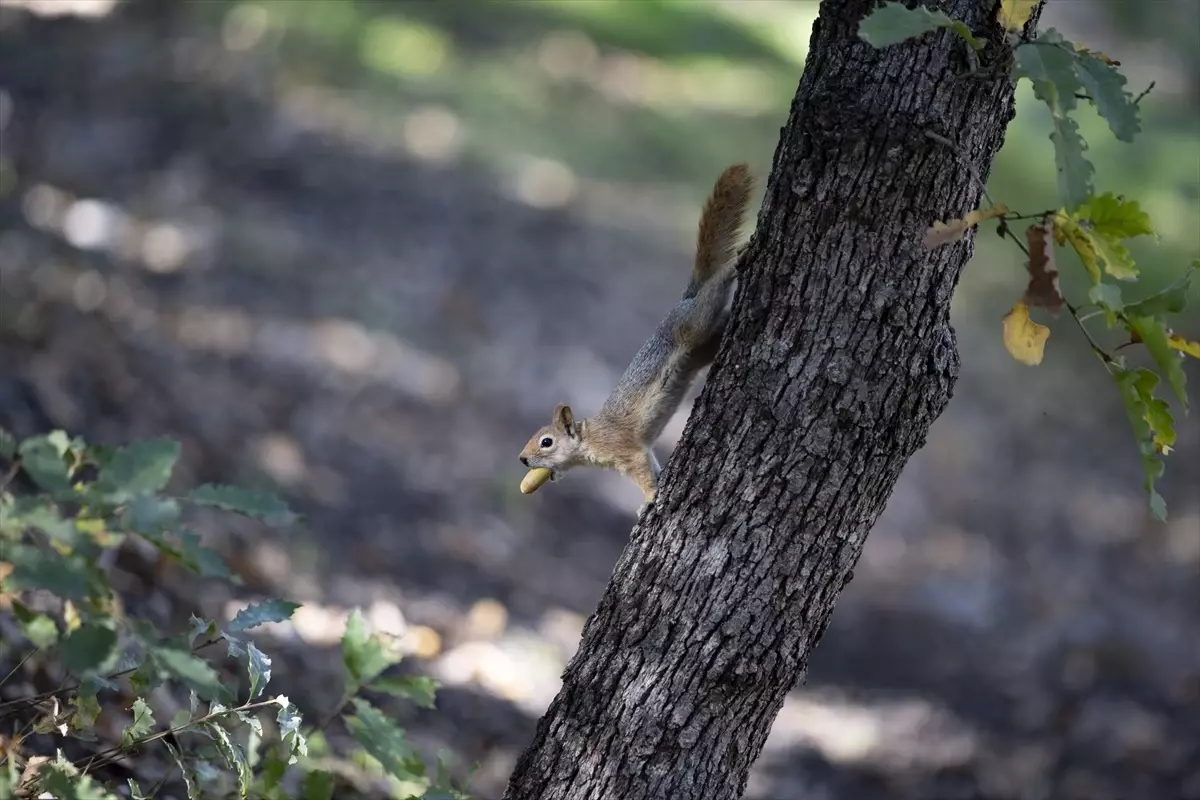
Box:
[539,437,553,449]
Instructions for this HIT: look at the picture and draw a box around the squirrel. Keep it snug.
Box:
[518,163,756,514]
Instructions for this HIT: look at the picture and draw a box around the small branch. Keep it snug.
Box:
[924,130,995,206]
[315,687,354,733]
[78,698,278,775]
[1003,209,1057,222]
[0,457,20,491]
[0,638,222,719]
[1133,81,1156,105]
[0,648,39,690]
[1064,299,1117,367]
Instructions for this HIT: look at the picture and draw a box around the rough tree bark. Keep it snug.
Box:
[503,1,1043,798]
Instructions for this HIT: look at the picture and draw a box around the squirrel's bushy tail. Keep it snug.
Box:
[686,163,756,297]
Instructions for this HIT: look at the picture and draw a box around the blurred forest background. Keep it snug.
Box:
[1,0,1198,798]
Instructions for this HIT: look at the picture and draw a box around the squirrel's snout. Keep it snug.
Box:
[520,456,529,467]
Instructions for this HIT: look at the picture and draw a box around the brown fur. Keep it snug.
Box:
[519,163,757,512]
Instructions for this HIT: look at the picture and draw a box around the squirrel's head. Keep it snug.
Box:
[519,403,585,482]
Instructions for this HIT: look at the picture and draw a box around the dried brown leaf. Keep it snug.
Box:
[1021,219,1063,316]
[923,204,1009,250]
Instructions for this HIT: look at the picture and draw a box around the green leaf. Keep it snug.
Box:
[1015,34,1082,112]
[189,614,218,647]
[303,770,336,800]
[1073,50,1140,142]
[1077,192,1156,241]
[19,504,81,549]
[1088,282,1124,326]
[344,699,426,782]
[60,622,119,675]
[247,641,272,699]
[127,779,152,800]
[236,707,263,738]
[1114,366,1170,521]
[176,529,234,580]
[1127,315,1189,411]
[4,544,100,600]
[1045,111,1092,213]
[1123,267,1195,317]
[11,599,60,648]
[150,645,229,703]
[275,695,308,764]
[223,631,247,659]
[229,599,301,632]
[121,496,181,535]
[122,697,157,747]
[0,426,15,459]
[96,437,180,499]
[37,756,121,800]
[1016,33,1098,211]
[70,682,102,733]
[1055,195,1153,283]
[17,434,72,493]
[857,1,984,50]
[370,675,439,710]
[207,720,252,797]
[186,484,296,525]
[342,608,401,688]
[166,741,203,800]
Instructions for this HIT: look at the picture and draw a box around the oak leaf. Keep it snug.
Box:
[1021,220,1063,315]
[1002,300,1049,365]
[1168,334,1200,359]
[997,0,1038,31]
[923,204,1009,249]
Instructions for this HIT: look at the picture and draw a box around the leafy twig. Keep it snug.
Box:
[77,698,277,775]
[1000,222,1116,366]
[0,637,221,720]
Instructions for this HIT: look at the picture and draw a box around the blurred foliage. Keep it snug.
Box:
[163,0,1197,295]
[0,428,469,798]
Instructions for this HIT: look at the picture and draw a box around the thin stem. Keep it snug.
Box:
[78,698,277,774]
[0,458,20,491]
[0,638,221,719]
[1064,298,1117,369]
[1004,209,1057,222]
[316,687,354,733]
[1134,81,1156,105]
[0,647,38,690]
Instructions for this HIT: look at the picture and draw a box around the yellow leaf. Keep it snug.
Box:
[1002,300,1049,365]
[1074,45,1119,65]
[64,601,82,633]
[997,0,1038,31]
[1054,213,1101,283]
[923,204,1009,249]
[1168,334,1200,359]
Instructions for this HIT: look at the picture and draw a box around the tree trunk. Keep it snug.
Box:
[503,1,1042,798]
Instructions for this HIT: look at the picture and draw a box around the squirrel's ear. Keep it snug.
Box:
[554,404,575,436]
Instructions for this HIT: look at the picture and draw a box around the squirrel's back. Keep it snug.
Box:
[596,164,756,444]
